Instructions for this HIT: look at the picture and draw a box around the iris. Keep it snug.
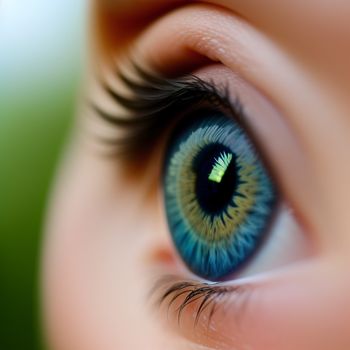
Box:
[163,112,277,280]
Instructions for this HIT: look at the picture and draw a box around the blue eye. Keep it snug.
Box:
[163,112,278,280]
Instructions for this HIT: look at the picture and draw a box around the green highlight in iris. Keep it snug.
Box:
[208,151,233,183]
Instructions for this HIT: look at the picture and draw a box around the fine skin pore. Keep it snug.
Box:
[43,1,350,350]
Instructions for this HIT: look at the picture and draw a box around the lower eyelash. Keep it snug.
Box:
[152,276,249,330]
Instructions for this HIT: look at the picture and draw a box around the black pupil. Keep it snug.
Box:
[193,144,238,215]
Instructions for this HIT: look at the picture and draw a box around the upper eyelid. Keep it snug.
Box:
[123,3,312,152]
[97,3,310,167]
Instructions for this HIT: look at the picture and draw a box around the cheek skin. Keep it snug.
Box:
[43,148,181,350]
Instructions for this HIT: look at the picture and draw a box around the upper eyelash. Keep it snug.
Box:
[91,63,245,157]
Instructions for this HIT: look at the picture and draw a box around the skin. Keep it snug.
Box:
[43,1,350,349]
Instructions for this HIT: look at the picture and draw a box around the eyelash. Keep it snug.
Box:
[92,62,257,327]
[92,63,245,159]
[152,275,249,328]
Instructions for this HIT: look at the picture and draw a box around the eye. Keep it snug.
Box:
[163,110,278,281]
[94,63,306,286]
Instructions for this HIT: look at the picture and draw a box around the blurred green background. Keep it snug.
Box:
[0,1,86,349]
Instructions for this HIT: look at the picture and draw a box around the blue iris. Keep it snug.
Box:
[163,113,277,280]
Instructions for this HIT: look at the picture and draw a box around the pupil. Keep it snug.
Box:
[193,144,238,215]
